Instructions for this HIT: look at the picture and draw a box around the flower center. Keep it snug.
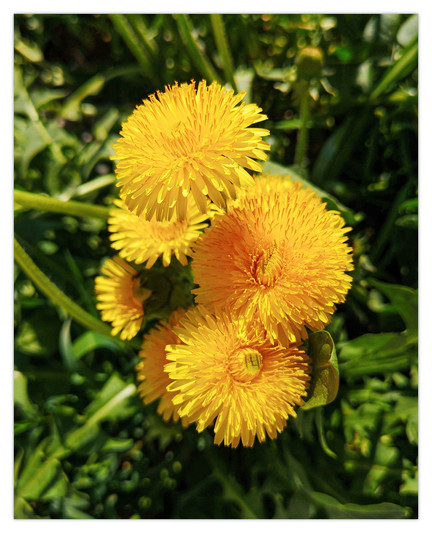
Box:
[164,120,201,158]
[252,242,282,285]
[230,347,263,382]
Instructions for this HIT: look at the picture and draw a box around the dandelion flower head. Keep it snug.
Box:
[112,80,270,221]
[165,305,311,447]
[136,308,188,424]
[193,174,354,345]
[95,257,150,340]
[108,198,216,269]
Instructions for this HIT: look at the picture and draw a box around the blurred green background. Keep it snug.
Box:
[14,14,418,519]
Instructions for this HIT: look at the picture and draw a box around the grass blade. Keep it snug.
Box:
[109,14,160,84]
[174,14,222,84]
[128,14,158,56]
[369,39,418,101]
[210,14,238,91]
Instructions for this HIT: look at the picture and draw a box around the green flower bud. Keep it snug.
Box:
[296,46,324,80]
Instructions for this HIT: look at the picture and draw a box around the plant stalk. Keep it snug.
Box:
[294,84,310,168]
[210,14,238,91]
[14,189,111,220]
[174,14,222,84]
[14,237,141,350]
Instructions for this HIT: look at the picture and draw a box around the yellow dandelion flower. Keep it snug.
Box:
[193,174,354,345]
[112,80,270,221]
[95,257,150,340]
[165,306,311,448]
[108,198,215,269]
[136,309,189,424]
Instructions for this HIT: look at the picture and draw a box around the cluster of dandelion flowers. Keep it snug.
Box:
[193,174,354,345]
[136,309,189,424]
[95,257,150,340]
[165,306,311,448]
[108,198,216,269]
[112,80,270,222]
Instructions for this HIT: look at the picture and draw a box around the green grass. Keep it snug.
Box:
[14,14,418,519]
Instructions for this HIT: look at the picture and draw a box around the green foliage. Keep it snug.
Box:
[14,14,417,519]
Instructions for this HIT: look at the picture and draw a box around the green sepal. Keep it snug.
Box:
[302,330,339,410]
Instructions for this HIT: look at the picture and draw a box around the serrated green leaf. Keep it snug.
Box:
[302,331,339,410]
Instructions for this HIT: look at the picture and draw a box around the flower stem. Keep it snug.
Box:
[174,14,222,85]
[210,14,238,92]
[14,237,141,350]
[294,83,310,168]
[14,190,111,220]
[109,14,160,85]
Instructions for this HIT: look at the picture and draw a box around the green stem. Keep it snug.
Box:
[128,14,158,56]
[294,84,310,167]
[315,408,337,459]
[14,189,111,220]
[14,237,137,348]
[369,39,418,101]
[174,14,222,84]
[109,14,160,84]
[210,14,238,91]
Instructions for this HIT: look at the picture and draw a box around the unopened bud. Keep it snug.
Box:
[296,46,324,80]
